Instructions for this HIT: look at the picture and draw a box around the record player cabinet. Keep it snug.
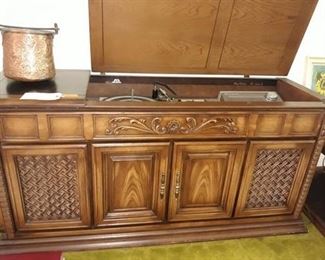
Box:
[0,0,324,254]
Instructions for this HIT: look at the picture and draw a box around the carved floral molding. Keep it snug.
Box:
[105,116,238,135]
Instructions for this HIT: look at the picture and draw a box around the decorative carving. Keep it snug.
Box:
[246,149,302,208]
[294,121,325,216]
[294,138,325,217]
[105,117,238,135]
[0,158,15,238]
[15,154,81,221]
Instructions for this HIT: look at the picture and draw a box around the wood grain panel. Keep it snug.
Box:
[93,143,170,226]
[89,0,104,71]
[110,154,153,210]
[182,153,228,207]
[0,115,39,140]
[215,0,316,75]
[289,113,321,136]
[97,0,221,72]
[47,114,84,139]
[235,141,315,218]
[255,114,287,136]
[253,112,322,137]
[168,141,246,222]
[206,0,235,72]
[1,145,91,231]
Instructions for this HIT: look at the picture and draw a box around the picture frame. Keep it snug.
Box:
[305,57,325,95]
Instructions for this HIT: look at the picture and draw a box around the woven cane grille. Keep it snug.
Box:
[245,148,302,209]
[15,154,81,221]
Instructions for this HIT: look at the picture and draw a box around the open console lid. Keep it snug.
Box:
[89,0,318,76]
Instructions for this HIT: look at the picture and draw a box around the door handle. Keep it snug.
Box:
[175,172,181,198]
[160,173,166,198]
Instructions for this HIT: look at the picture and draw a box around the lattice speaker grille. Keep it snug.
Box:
[15,154,81,221]
[245,148,302,209]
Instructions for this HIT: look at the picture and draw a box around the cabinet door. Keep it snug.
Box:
[1,144,91,232]
[235,141,315,217]
[92,143,170,226]
[168,141,246,222]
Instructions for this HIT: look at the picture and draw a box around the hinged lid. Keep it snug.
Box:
[89,0,318,76]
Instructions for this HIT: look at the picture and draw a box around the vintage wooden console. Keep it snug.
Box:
[0,72,324,253]
[0,0,324,254]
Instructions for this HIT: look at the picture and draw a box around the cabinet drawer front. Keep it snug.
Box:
[47,114,84,140]
[235,140,315,218]
[168,141,246,222]
[253,113,322,137]
[289,113,322,136]
[92,142,170,226]
[93,113,249,139]
[1,144,91,231]
[0,113,87,142]
[0,115,39,141]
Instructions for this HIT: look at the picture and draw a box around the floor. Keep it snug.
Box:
[63,216,325,260]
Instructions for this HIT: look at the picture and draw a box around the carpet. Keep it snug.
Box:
[64,217,325,260]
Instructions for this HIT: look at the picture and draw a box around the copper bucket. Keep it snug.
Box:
[0,23,59,81]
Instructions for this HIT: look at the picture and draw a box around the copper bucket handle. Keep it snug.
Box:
[0,23,59,35]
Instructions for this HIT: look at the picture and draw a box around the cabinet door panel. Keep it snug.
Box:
[235,141,315,217]
[1,145,91,231]
[168,142,246,222]
[111,156,152,211]
[93,143,170,226]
